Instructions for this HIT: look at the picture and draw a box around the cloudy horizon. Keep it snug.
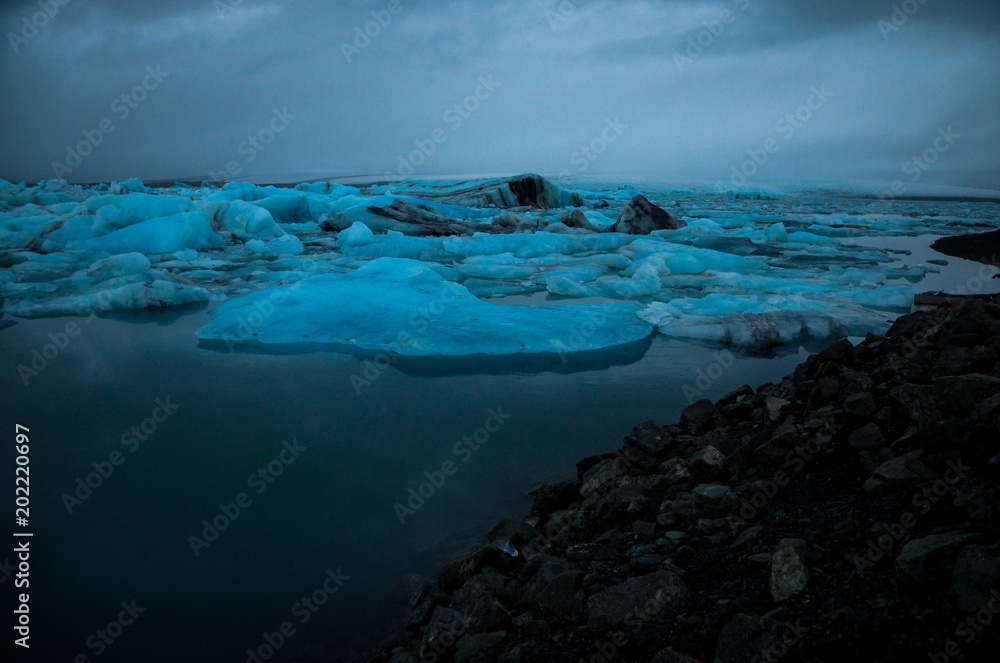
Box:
[1,0,998,191]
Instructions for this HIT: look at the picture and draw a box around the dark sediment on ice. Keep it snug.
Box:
[349,294,1000,663]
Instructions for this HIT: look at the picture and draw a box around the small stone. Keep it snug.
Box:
[770,539,809,601]
[765,397,791,422]
[633,520,657,535]
[688,445,726,481]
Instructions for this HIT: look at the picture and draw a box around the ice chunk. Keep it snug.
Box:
[626,240,760,274]
[86,193,196,232]
[338,221,376,246]
[245,234,305,258]
[197,258,653,356]
[68,212,222,255]
[86,253,151,280]
[3,280,209,317]
[211,200,285,240]
[639,294,892,348]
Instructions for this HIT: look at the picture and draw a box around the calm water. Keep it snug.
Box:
[1,236,996,663]
[0,303,810,663]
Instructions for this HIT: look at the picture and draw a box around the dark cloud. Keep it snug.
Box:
[0,0,997,190]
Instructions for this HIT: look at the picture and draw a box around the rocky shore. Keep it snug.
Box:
[932,229,1000,267]
[357,293,1000,663]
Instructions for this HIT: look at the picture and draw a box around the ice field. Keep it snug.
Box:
[2,174,999,353]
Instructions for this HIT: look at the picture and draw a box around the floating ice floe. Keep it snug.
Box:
[196,258,653,356]
[3,175,998,353]
[638,294,894,348]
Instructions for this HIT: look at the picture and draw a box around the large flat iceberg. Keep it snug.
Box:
[196,258,653,356]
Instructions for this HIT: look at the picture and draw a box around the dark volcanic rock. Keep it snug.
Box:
[587,571,689,629]
[607,195,687,234]
[358,295,1000,663]
[565,208,599,231]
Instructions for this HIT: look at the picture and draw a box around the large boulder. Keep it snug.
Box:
[607,195,687,234]
[586,571,688,628]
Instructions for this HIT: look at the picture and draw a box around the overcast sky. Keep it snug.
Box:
[1,0,997,190]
